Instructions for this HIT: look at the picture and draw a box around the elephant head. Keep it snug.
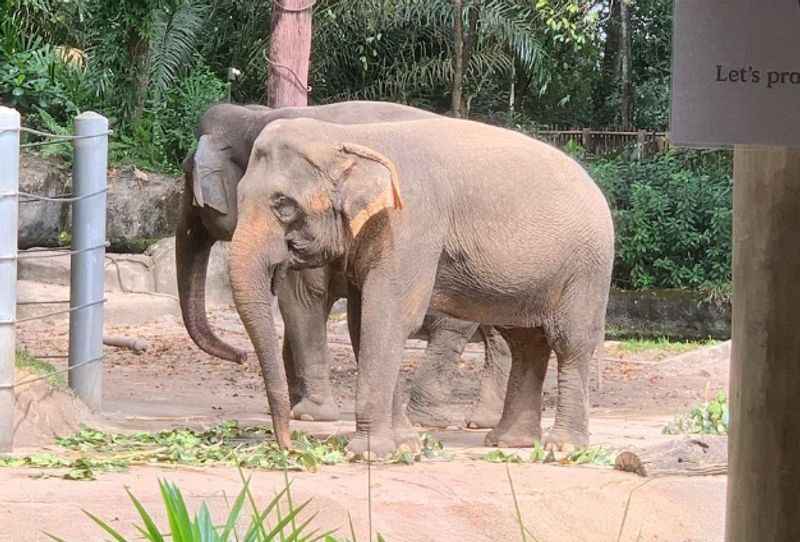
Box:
[176,104,272,363]
[230,119,403,447]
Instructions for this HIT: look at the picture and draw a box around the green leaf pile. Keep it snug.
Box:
[0,421,348,480]
[663,391,729,435]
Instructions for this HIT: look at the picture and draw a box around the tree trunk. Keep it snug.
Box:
[128,28,150,123]
[267,0,313,108]
[592,0,621,126]
[451,0,465,117]
[620,0,634,130]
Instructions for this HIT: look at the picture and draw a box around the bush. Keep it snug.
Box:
[0,46,86,127]
[589,151,732,291]
[111,63,227,171]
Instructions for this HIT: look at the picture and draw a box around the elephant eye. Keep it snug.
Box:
[271,194,300,223]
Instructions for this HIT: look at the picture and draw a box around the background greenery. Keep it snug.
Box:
[0,0,731,292]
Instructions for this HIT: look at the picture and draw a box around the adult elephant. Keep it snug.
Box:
[229,116,614,457]
[177,101,510,427]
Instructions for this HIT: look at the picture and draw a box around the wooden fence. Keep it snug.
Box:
[536,128,670,159]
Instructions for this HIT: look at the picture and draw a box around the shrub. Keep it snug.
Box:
[0,46,87,126]
[663,391,729,435]
[589,151,732,291]
[111,62,227,171]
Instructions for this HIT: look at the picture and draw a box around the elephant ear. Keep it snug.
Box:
[332,143,404,238]
[192,135,239,215]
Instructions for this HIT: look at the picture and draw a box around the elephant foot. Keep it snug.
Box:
[346,432,397,461]
[542,427,589,453]
[406,400,464,429]
[291,396,340,422]
[393,427,422,454]
[465,399,503,429]
[484,426,541,448]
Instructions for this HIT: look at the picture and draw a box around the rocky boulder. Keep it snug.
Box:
[103,165,182,252]
[18,154,69,249]
[17,154,182,252]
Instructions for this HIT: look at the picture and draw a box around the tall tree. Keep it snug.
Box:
[592,0,621,126]
[267,0,313,107]
[451,0,465,116]
[620,0,633,129]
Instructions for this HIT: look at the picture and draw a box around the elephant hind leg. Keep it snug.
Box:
[543,287,608,452]
[485,327,550,448]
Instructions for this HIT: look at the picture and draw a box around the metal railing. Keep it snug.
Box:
[0,107,109,452]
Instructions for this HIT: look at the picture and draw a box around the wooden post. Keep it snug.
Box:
[266,0,313,108]
[635,130,647,160]
[582,128,593,154]
[726,147,800,542]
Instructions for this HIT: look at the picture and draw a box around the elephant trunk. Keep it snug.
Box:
[230,210,292,448]
[176,185,248,363]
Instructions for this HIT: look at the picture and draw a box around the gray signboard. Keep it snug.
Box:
[671,1,800,147]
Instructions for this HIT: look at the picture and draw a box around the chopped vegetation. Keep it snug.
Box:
[46,471,349,542]
[617,337,718,355]
[663,391,729,435]
[482,443,615,467]
[0,423,450,480]
[15,350,65,387]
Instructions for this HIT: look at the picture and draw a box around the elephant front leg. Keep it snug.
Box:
[406,315,478,428]
[276,271,340,422]
[466,325,511,429]
[485,328,550,448]
[346,277,432,460]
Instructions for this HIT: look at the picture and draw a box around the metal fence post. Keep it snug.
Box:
[68,112,108,410]
[0,107,20,452]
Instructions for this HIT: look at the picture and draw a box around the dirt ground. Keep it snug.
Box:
[3,302,731,542]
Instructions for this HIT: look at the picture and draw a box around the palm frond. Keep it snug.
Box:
[149,0,211,94]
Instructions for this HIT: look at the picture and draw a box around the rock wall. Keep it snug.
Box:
[607,288,731,340]
[18,154,181,251]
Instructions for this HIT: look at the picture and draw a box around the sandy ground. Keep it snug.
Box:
[3,302,731,542]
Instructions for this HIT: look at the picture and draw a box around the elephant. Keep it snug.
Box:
[176,101,511,428]
[228,116,614,458]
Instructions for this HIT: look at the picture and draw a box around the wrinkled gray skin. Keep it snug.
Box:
[230,117,614,457]
[176,101,510,428]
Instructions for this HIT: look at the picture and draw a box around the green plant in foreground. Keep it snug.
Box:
[45,471,343,542]
[663,391,729,435]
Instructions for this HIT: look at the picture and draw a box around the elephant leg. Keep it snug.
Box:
[485,327,550,448]
[281,336,303,407]
[346,273,434,460]
[542,290,606,451]
[406,315,478,428]
[392,382,421,452]
[276,269,339,422]
[466,325,511,429]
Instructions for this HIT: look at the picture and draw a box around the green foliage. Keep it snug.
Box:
[45,473,343,541]
[481,443,615,467]
[0,422,349,480]
[664,391,729,436]
[617,337,718,355]
[0,423,449,480]
[0,46,84,125]
[111,63,226,170]
[590,151,733,291]
[14,350,64,387]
